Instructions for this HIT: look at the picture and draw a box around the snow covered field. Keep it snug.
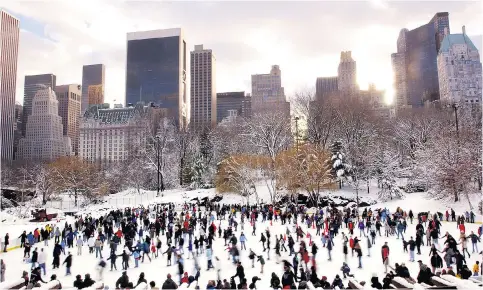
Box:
[0,187,481,289]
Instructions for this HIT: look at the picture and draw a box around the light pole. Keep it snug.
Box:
[294,116,300,154]
[155,136,161,197]
[452,103,460,143]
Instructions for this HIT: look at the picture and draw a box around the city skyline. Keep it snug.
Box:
[3,1,482,106]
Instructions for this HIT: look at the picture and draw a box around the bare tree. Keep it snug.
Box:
[48,157,100,206]
[216,155,261,204]
[245,112,292,203]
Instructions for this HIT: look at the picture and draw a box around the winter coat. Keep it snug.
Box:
[162,278,178,289]
[63,254,72,268]
[371,277,383,289]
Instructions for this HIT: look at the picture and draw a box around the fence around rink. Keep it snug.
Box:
[44,191,158,212]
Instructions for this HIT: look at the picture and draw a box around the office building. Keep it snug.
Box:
[190,44,216,129]
[0,10,19,161]
[81,64,105,113]
[338,51,358,94]
[125,28,188,127]
[79,103,155,165]
[251,65,290,116]
[437,26,482,104]
[17,87,72,160]
[13,103,23,159]
[241,94,252,119]
[216,91,245,123]
[22,74,56,136]
[392,12,450,110]
[55,84,82,155]
[315,77,339,101]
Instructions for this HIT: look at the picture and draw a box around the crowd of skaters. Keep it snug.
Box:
[0,201,481,289]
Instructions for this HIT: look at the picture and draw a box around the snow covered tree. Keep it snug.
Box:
[330,141,351,187]
[190,153,208,189]
[371,145,407,201]
[415,131,472,204]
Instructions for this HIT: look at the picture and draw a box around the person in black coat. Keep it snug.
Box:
[135,272,147,287]
[73,275,84,289]
[232,262,245,283]
[309,266,320,286]
[370,276,383,289]
[161,274,178,289]
[19,231,27,248]
[30,267,46,287]
[63,252,73,275]
[430,252,443,273]
[3,233,9,252]
[281,265,296,288]
[116,271,130,288]
[416,261,433,285]
[31,248,38,266]
[107,251,118,270]
[52,242,62,269]
[270,272,281,289]
[82,274,95,288]
[331,275,344,289]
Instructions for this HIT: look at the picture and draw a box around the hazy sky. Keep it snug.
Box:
[2,0,482,105]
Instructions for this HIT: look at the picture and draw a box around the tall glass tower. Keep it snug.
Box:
[125,28,187,127]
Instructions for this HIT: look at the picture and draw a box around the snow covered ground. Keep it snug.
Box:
[0,188,481,289]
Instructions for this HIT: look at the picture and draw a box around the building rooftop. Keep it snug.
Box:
[440,33,478,53]
[84,103,146,124]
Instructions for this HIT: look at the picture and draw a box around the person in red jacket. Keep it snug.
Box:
[180,272,189,284]
[350,237,355,256]
[381,242,390,273]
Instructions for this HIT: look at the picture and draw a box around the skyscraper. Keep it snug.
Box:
[55,84,82,155]
[17,87,72,161]
[337,51,358,94]
[190,44,216,129]
[437,26,482,104]
[392,12,450,110]
[22,74,56,136]
[251,65,290,116]
[216,91,245,123]
[125,28,188,127]
[315,77,339,101]
[0,10,19,161]
[81,64,105,113]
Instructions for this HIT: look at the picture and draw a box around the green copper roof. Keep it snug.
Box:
[440,33,478,53]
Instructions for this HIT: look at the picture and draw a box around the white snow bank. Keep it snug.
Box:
[0,278,26,289]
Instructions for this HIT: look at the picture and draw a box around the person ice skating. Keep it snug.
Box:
[257,255,265,274]
[381,242,390,273]
[260,233,267,251]
[29,266,47,287]
[120,249,130,270]
[3,233,9,252]
[107,251,118,271]
[240,232,247,250]
[62,251,72,276]
[341,262,354,278]
[232,261,245,284]
[206,245,214,270]
[270,273,281,289]
[473,261,480,276]
[249,249,256,268]
[408,236,416,262]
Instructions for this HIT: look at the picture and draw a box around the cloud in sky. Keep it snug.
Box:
[3,1,482,105]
